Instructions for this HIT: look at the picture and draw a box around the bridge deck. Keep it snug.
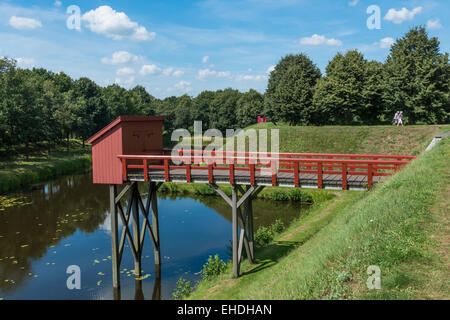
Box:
[119,150,415,190]
[128,168,384,190]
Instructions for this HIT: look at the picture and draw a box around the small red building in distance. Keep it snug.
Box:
[87,116,165,185]
[257,115,268,123]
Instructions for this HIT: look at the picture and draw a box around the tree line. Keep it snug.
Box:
[0,26,448,151]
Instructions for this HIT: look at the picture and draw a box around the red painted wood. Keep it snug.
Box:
[294,162,300,188]
[249,164,256,185]
[122,158,127,182]
[208,164,214,184]
[317,163,323,189]
[186,164,191,183]
[87,116,165,185]
[117,150,414,190]
[368,164,373,188]
[271,161,277,187]
[229,164,235,185]
[164,159,170,182]
[342,164,347,190]
[143,159,148,182]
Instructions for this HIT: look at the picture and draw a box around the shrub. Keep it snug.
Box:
[271,219,285,233]
[172,277,194,300]
[193,184,216,196]
[254,226,273,247]
[254,219,285,247]
[200,254,228,281]
[288,189,312,202]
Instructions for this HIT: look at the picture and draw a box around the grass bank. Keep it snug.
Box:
[181,124,449,156]
[157,182,333,204]
[0,140,91,194]
[188,138,450,300]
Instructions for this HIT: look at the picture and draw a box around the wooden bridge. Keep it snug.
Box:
[119,149,415,190]
[86,117,417,291]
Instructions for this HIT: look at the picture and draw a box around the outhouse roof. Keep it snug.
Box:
[86,116,165,145]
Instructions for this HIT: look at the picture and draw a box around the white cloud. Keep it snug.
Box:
[427,19,443,30]
[116,67,135,76]
[16,57,35,68]
[236,74,266,82]
[81,6,155,41]
[162,67,174,76]
[348,0,359,7]
[54,1,62,7]
[384,7,422,24]
[140,64,161,75]
[9,16,42,30]
[266,65,275,74]
[101,51,140,65]
[161,67,184,77]
[174,80,191,90]
[172,70,184,77]
[197,68,231,80]
[115,76,135,87]
[379,37,395,49]
[300,34,342,46]
[202,55,209,64]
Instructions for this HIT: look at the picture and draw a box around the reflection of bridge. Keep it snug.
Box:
[113,149,415,280]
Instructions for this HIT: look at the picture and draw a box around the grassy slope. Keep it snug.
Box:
[185,124,450,156]
[0,140,91,194]
[188,138,450,300]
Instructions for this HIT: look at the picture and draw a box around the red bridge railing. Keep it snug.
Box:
[118,150,416,189]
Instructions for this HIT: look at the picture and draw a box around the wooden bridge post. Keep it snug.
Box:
[231,185,239,277]
[132,183,142,277]
[108,181,162,291]
[110,185,120,289]
[211,183,263,277]
[151,182,161,266]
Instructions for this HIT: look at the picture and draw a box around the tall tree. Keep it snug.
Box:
[383,26,450,124]
[173,94,192,130]
[312,50,368,125]
[236,89,264,128]
[192,90,216,129]
[209,88,241,132]
[265,53,321,125]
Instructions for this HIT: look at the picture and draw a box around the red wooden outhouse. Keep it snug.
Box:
[87,116,165,185]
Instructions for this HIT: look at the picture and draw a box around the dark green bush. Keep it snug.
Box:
[200,254,228,281]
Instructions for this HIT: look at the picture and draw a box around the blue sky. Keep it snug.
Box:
[0,0,448,98]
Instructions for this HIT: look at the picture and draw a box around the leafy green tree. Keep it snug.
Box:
[312,50,367,125]
[209,88,241,131]
[383,26,450,124]
[236,89,264,127]
[129,85,156,116]
[265,53,321,124]
[192,90,216,129]
[361,61,385,124]
[173,94,192,130]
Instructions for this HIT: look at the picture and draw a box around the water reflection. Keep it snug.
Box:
[0,173,308,300]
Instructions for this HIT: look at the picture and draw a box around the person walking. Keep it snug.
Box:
[397,111,404,127]
[393,111,400,125]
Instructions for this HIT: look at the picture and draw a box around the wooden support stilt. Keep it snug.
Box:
[151,182,161,266]
[132,183,141,277]
[231,185,239,277]
[110,185,120,289]
[108,181,162,292]
[210,183,263,277]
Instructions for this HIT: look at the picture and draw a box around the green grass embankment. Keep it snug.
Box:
[157,182,333,204]
[182,124,450,156]
[0,141,91,194]
[188,138,450,300]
